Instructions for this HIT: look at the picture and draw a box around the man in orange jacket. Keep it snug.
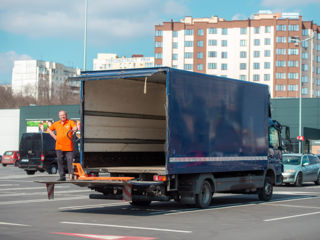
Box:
[48,110,77,181]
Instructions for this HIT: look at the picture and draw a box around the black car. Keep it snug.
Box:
[19,132,79,175]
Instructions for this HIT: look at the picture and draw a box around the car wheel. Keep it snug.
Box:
[26,170,36,175]
[258,176,273,201]
[48,164,57,174]
[314,173,320,185]
[195,180,213,208]
[295,172,303,187]
[2,164,7,167]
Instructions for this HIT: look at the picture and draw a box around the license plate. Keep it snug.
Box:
[21,159,29,162]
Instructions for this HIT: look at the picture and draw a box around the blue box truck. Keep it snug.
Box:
[42,67,283,208]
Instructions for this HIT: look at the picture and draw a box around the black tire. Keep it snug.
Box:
[314,173,320,185]
[14,161,19,167]
[195,180,213,208]
[47,164,58,174]
[130,199,151,207]
[2,164,7,167]
[26,170,36,175]
[258,177,273,201]
[295,172,303,187]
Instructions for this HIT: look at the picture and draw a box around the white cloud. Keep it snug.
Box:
[0,51,32,83]
[261,0,320,8]
[0,0,190,45]
[232,14,248,20]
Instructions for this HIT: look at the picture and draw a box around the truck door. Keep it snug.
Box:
[268,126,282,180]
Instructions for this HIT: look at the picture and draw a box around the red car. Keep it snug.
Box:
[1,151,19,167]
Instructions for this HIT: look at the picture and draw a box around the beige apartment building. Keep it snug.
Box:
[155,11,320,98]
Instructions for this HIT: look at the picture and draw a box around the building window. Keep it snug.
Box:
[185,41,193,47]
[208,39,217,46]
[240,63,247,70]
[172,65,178,69]
[302,29,309,36]
[173,42,178,49]
[276,48,286,55]
[264,38,271,45]
[302,52,308,59]
[253,63,260,70]
[155,30,163,36]
[276,61,286,67]
[184,64,193,70]
[288,25,299,31]
[185,29,194,35]
[208,63,217,69]
[317,79,320,86]
[221,52,228,59]
[240,28,247,34]
[208,51,217,58]
[317,68,320,74]
[302,64,308,71]
[208,28,217,34]
[317,56,320,62]
[173,31,178,37]
[302,76,308,82]
[240,40,247,46]
[155,53,162,59]
[265,26,271,33]
[253,51,260,58]
[276,36,287,43]
[253,74,260,81]
[302,88,309,94]
[288,85,298,91]
[172,54,178,60]
[197,64,203,71]
[222,28,228,35]
[254,27,260,34]
[275,85,286,91]
[155,41,162,47]
[197,52,203,59]
[288,73,299,79]
[221,63,228,70]
[276,25,287,31]
[184,52,193,59]
[254,39,260,46]
[264,74,270,81]
[198,29,204,36]
[276,73,286,79]
[240,51,247,58]
[221,40,228,47]
[240,75,247,81]
[288,61,298,67]
[197,41,204,47]
[264,50,271,57]
[264,62,270,69]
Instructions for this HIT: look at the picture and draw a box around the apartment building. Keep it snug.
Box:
[12,60,80,100]
[155,11,320,98]
[93,53,154,70]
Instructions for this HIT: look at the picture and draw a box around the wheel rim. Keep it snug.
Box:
[264,182,272,196]
[201,183,211,205]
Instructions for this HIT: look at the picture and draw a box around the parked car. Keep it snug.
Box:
[19,132,79,175]
[282,153,320,186]
[1,151,19,167]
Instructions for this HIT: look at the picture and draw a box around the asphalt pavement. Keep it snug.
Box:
[1,166,320,240]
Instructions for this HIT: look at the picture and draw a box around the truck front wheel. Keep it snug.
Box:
[195,180,213,208]
[258,177,273,201]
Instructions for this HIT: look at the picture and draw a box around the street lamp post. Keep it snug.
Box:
[83,0,88,71]
[290,33,314,154]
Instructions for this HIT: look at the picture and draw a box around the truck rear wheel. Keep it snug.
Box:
[195,180,213,208]
[258,177,273,201]
[130,199,151,207]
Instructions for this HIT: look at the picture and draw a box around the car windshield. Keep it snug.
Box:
[4,151,13,156]
[283,156,301,165]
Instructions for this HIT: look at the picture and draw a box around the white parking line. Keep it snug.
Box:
[59,202,128,210]
[0,196,89,205]
[61,221,192,234]
[0,184,20,187]
[265,203,320,209]
[0,221,31,227]
[265,211,320,222]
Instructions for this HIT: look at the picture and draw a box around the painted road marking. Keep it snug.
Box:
[265,203,320,209]
[265,211,320,222]
[53,232,157,240]
[0,189,92,198]
[0,186,70,191]
[61,221,192,234]
[0,184,20,187]
[0,221,31,227]
[0,196,89,205]
[59,202,128,210]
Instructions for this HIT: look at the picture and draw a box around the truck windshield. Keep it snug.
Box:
[283,156,301,165]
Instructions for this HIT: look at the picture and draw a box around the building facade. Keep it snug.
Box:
[93,53,154,70]
[12,60,80,100]
[155,11,320,98]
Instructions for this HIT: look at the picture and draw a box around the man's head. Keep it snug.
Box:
[59,110,67,122]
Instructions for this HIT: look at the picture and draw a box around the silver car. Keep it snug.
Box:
[282,154,320,186]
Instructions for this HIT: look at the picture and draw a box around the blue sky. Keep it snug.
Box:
[1,0,320,84]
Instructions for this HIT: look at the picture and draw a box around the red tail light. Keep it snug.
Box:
[41,154,45,162]
[153,175,167,182]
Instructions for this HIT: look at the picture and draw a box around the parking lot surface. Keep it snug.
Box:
[1,166,320,240]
